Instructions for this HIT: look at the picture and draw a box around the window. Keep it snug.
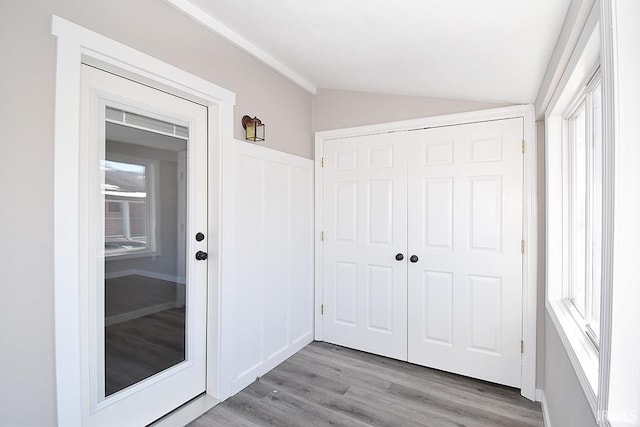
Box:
[544,6,603,409]
[103,157,158,257]
[565,70,603,347]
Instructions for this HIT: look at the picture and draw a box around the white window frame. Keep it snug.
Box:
[564,69,603,349]
[566,95,588,318]
[544,3,612,419]
[103,153,160,259]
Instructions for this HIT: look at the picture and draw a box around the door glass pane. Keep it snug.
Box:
[103,112,188,397]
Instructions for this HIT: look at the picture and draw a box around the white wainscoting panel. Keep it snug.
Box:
[223,140,314,395]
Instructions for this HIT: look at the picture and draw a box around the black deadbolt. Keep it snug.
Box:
[195,251,208,261]
[395,253,404,261]
[409,255,419,263]
[195,232,205,242]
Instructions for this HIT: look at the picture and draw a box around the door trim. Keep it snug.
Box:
[51,16,235,426]
[314,105,538,400]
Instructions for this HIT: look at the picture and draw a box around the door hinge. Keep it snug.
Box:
[321,157,325,167]
[320,304,324,315]
[521,240,525,254]
[522,140,526,154]
[521,340,524,353]
[321,231,324,241]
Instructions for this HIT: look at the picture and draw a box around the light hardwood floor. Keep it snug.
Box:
[190,342,543,427]
[105,275,177,319]
[106,308,185,396]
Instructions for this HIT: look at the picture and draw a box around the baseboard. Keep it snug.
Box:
[536,388,543,402]
[105,301,177,326]
[231,331,313,395]
[105,268,186,285]
[539,390,552,427]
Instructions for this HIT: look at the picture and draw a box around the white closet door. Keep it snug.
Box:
[322,133,408,360]
[406,118,523,387]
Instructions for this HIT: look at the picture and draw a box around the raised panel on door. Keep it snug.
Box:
[407,118,523,388]
[322,134,408,360]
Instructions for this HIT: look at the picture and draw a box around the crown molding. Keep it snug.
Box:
[164,0,317,94]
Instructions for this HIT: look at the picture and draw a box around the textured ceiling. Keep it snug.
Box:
[180,0,570,103]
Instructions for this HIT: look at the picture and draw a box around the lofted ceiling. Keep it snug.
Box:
[168,0,570,103]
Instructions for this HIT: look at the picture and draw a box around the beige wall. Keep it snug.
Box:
[544,314,598,427]
[312,88,506,131]
[0,0,311,424]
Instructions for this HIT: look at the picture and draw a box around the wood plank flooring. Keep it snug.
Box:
[105,274,177,318]
[190,342,543,427]
[105,308,185,396]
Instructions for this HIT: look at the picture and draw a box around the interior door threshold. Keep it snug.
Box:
[150,393,219,427]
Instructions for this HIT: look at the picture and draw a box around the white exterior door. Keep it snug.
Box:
[321,118,524,388]
[322,133,408,360]
[406,118,523,387]
[80,65,208,425]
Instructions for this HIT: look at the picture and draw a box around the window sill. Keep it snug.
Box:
[105,249,160,260]
[546,298,599,416]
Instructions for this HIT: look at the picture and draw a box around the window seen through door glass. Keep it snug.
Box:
[104,160,151,255]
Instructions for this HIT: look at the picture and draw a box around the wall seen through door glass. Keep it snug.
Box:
[103,108,189,397]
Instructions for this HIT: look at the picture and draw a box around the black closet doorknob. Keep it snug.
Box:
[195,250,208,261]
[409,255,419,263]
[395,253,404,261]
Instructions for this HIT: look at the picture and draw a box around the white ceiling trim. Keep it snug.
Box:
[164,0,317,94]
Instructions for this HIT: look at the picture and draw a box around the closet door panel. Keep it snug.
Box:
[322,134,408,360]
[407,118,523,388]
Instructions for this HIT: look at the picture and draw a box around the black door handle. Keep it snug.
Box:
[395,253,404,261]
[409,255,419,263]
[195,250,208,261]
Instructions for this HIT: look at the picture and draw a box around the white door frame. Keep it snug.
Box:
[51,16,235,426]
[314,105,538,401]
